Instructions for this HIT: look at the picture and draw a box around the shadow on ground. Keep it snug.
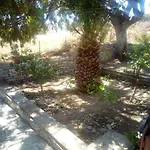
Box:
[0,98,52,150]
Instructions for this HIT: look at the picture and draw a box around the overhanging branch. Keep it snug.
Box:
[73,26,82,36]
[123,15,143,28]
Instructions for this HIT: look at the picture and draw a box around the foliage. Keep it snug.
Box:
[12,47,56,92]
[57,0,110,92]
[87,80,99,95]
[128,33,150,73]
[0,0,54,45]
[0,0,109,45]
[127,33,150,101]
[108,0,145,20]
[87,77,116,103]
[0,0,145,46]
[1,0,110,93]
[125,131,140,150]
[57,0,109,42]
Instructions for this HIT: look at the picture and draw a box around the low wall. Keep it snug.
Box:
[0,42,116,84]
[0,62,26,84]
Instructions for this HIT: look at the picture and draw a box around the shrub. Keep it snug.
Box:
[128,33,150,73]
[87,77,116,103]
[12,47,56,93]
[125,131,140,150]
[127,33,150,101]
[87,77,116,113]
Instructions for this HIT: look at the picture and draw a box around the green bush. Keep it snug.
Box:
[87,77,116,103]
[12,48,56,92]
[125,131,140,150]
[127,33,150,101]
[128,33,150,73]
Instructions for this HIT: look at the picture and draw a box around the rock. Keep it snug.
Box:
[30,100,35,103]
[108,119,114,123]
[45,98,52,105]
[106,124,112,130]
[143,93,148,98]
[87,126,92,130]
[79,123,84,129]
[91,128,96,133]
[100,128,107,134]
[111,122,115,128]
[37,100,46,106]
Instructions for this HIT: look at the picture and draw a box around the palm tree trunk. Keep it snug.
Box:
[75,40,100,92]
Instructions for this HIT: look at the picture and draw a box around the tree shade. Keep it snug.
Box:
[0,0,52,45]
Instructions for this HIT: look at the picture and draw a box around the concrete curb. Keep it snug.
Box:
[0,85,88,150]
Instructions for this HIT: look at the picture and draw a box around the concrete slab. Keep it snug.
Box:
[88,130,132,150]
[0,85,88,150]
[0,98,53,150]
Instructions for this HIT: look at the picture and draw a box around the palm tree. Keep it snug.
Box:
[0,0,109,92]
[59,0,109,92]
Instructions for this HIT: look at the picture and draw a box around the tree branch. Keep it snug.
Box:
[123,15,143,28]
[73,26,82,36]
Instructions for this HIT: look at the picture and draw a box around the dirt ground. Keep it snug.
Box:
[18,49,150,144]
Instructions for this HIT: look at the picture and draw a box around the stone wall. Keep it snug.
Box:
[0,62,25,84]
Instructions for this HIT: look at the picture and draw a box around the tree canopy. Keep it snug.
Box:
[0,0,110,45]
[0,0,51,45]
[0,0,146,46]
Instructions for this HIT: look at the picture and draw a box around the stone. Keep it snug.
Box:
[0,98,53,150]
[106,124,112,130]
[108,119,114,123]
[111,122,115,127]
[100,128,107,134]
[143,93,148,98]
[87,126,92,130]
[91,128,96,133]
[1,86,88,150]
[45,98,53,105]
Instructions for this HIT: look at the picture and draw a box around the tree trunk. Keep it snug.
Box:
[110,0,144,61]
[75,42,100,93]
[114,25,127,61]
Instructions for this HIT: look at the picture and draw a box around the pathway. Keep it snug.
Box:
[0,98,54,150]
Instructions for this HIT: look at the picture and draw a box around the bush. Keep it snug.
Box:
[87,77,116,103]
[87,77,116,113]
[128,33,150,73]
[125,131,140,150]
[127,33,150,101]
[12,47,56,92]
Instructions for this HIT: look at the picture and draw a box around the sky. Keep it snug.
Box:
[43,0,150,34]
[145,0,150,14]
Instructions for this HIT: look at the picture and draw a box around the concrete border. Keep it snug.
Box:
[0,85,87,150]
[101,67,150,86]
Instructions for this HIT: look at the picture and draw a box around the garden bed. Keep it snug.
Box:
[16,50,150,144]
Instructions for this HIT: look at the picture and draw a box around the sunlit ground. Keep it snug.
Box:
[0,99,51,150]
[0,31,77,55]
